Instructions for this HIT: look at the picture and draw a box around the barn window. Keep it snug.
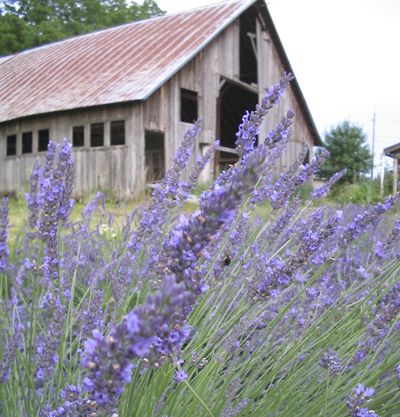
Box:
[110,120,125,145]
[145,130,165,182]
[180,89,198,123]
[90,123,104,147]
[22,132,33,154]
[73,126,84,147]
[6,134,17,156]
[38,129,50,152]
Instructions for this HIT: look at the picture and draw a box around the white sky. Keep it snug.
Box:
[156,0,400,173]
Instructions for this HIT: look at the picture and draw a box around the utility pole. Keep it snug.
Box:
[371,112,376,179]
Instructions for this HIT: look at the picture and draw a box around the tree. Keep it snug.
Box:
[0,0,165,56]
[317,121,373,183]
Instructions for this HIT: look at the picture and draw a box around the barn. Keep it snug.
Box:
[0,0,321,199]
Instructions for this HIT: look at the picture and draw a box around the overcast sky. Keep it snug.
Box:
[156,0,400,173]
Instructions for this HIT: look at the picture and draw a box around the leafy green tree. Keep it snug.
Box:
[0,0,164,56]
[318,120,373,183]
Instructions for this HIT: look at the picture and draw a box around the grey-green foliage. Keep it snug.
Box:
[0,0,165,56]
[317,120,373,183]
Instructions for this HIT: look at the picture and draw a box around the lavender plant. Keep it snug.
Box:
[1,75,400,417]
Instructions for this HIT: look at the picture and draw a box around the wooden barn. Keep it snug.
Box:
[0,0,321,199]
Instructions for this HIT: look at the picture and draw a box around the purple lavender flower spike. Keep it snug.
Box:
[41,385,93,417]
[369,281,400,340]
[265,148,330,209]
[56,139,75,223]
[264,109,295,148]
[151,119,201,209]
[34,302,66,388]
[25,139,76,284]
[312,168,347,199]
[0,197,9,273]
[347,383,379,417]
[373,218,400,263]
[0,335,16,384]
[187,140,220,191]
[26,159,41,230]
[235,73,293,157]
[342,195,398,245]
[254,208,342,298]
[174,368,188,382]
[319,347,343,376]
[161,143,270,294]
[220,399,250,417]
[80,290,105,340]
[80,275,194,416]
[122,120,202,272]
[354,384,375,398]
[217,78,294,190]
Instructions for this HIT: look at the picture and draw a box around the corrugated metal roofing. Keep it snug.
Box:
[0,0,256,123]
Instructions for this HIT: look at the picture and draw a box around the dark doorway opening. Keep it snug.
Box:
[216,80,258,172]
[239,7,258,85]
[145,130,165,182]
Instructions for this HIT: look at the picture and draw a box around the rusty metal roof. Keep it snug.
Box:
[0,0,256,123]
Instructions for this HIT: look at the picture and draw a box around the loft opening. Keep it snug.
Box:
[239,7,258,85]
[217,79,258,171]
[180,88,198,123]
[145,130,165,183]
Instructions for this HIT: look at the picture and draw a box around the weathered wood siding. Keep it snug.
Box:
[0,103,143,198]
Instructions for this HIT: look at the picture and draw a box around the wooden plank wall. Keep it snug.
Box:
[0,103,143,199]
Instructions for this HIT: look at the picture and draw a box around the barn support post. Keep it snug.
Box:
[393,157,398,195]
